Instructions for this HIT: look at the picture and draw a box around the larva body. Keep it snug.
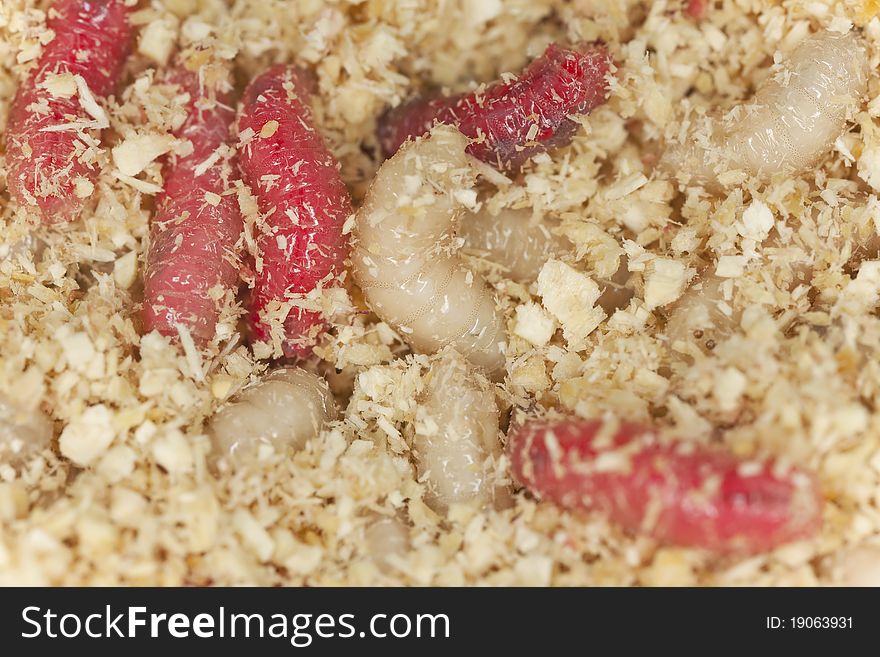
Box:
[460,207,569,284]
[207,367,337,468]
[462,207,632,312]
[667,31,868,183]
[378,42,612,171]
[664,274,738,357]
[237,65,351,358]
[142,61,242,347]
[351,126,506,376]
[4,0,134,223]
[0,393,53,470]
[413,351,501,512]
[509,415,822,553]
[363,515,410,575]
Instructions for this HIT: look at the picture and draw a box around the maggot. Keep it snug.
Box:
[351,125,506,376]
[412,350,502,513]
[207,367,337,469]
[664,30,868,184]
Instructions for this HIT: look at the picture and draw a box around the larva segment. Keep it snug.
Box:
[0,393,53,471]
[208,367,337,469]
[461,207,633,313]
[351,125,506,376]
[460,207,569,284]
[378,42,613,171]
[237,65,351,358]
[4,0,134,224]
[509,415,822,553]
[142,61,242,347]
[665,30,868,184]
[414,350,501,512]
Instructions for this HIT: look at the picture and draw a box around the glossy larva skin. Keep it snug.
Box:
[0,393,53,470]
[208,368,337,468]
[668,31,868,183]
[413,351,500,512]
[351,126,506,376]
[509,415,823,553]
[664,274,738,357]
[460,208,569,284]
[142,63,242,346]
[237,65,351,358]
[363,515,410,575]
[378,42,612,171]
[5,0,134,223]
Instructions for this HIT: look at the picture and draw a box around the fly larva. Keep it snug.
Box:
[207,368,337,469]
[378,42,613,171]
[461,207,569,284]
[509,414,822,553]
[413,350,501,513]
[461,207,633,313]
[351,125,506,376]
[4,0,134,223]
[665,30,868,184]
[143,58,242,347]
[363,514,410,575]
[237,65,351,358]
[0,393,53,470]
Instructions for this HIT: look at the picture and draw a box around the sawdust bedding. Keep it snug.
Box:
[1,0,880,586]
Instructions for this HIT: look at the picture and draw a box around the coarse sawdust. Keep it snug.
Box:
[2,0,880,586]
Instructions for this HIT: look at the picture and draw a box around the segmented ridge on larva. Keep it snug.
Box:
[413,350,501,512]
[460,207,570,284]
[352,125,506,376]
[664,30,868,184]
[207,367,337,469]
[237,65,352,358]
[509,414,823,553]
[4,0,134,224]
[142,58,243,347]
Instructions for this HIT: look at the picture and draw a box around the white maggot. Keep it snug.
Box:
[413,350,501,512]
[461,207,569,283]
[352,125,506,376]
[0,393,53,470]
[666,30,868,183]
[461,207,633,313]
[208,367,337,467]
[363,515,410,575]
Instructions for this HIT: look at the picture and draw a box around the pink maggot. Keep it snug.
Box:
[509,415,823,553]
[4,0,134,224]
[237,64,351,358]
[377,42,613,171]
[142,61,243,347]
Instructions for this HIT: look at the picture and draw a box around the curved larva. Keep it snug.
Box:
[0,393,53,470]
[667,31,868,182]
[460,207,569,283]
[352,125,506,376]
[363,515,410,575]
[413,350,501,512]
[207,368,337,468]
